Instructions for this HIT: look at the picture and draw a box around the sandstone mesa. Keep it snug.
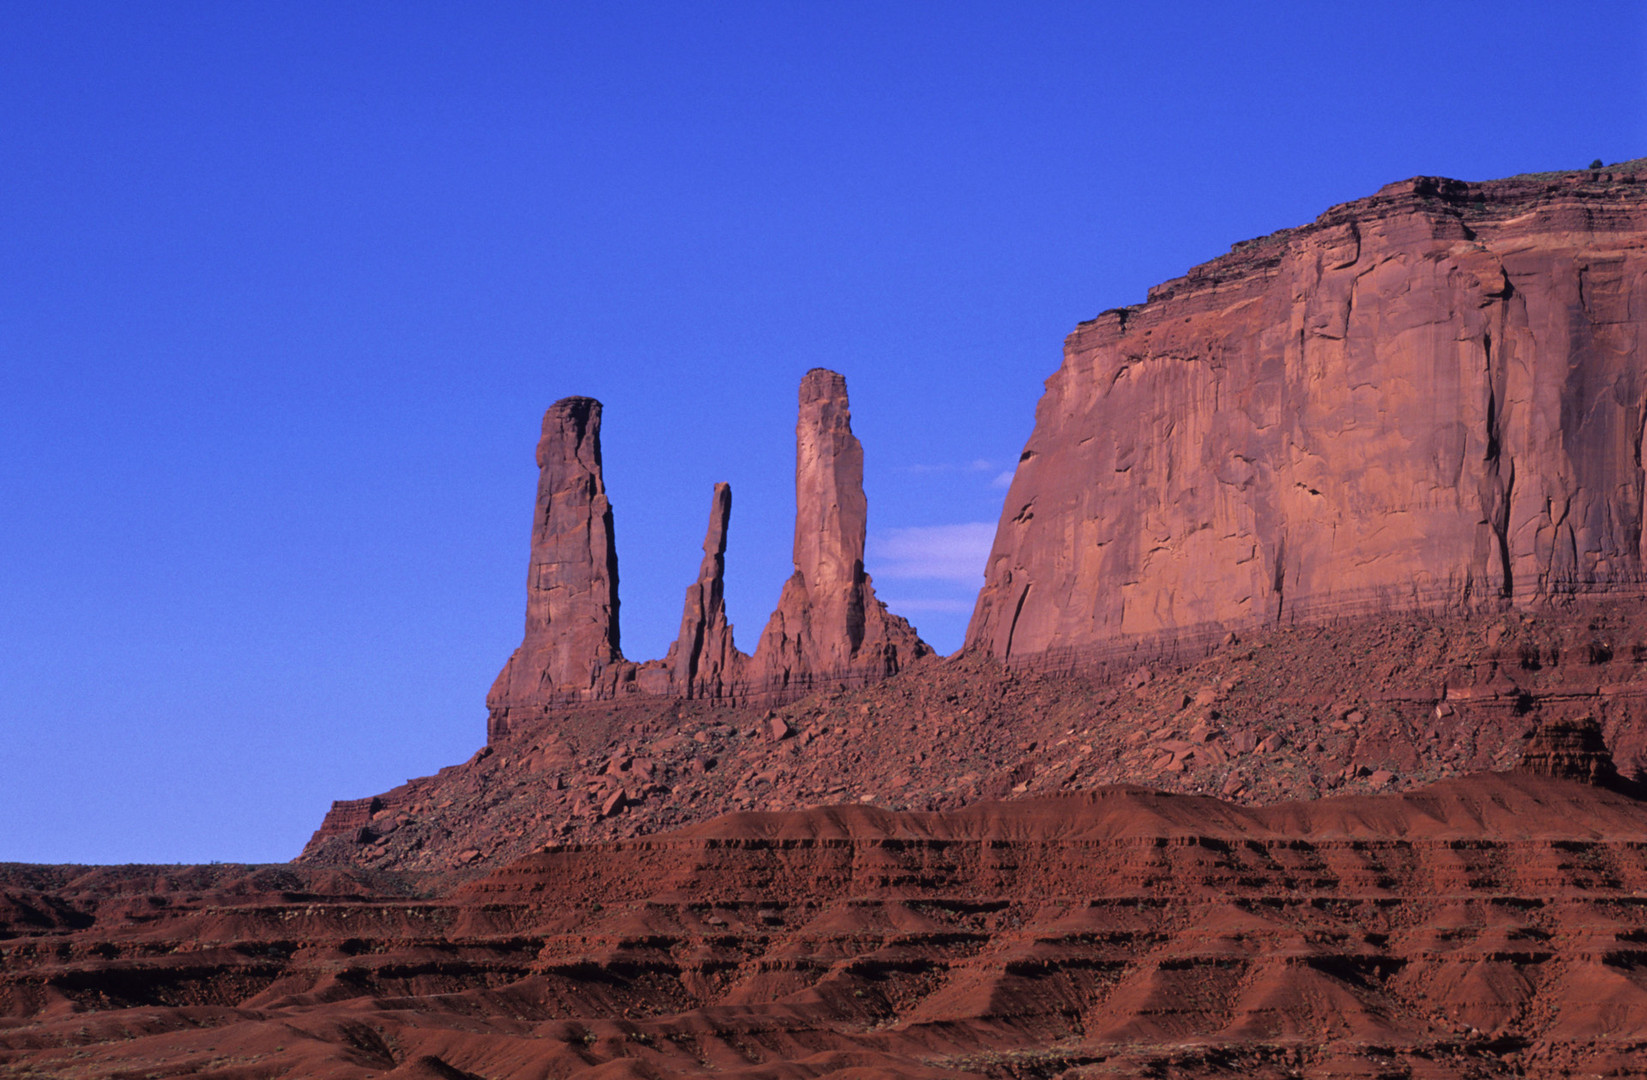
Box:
[972,168,1647,664]
[296,161,1647,874]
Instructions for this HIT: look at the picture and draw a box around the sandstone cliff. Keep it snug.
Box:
[486,369,927,736]
[970,164,1647,666]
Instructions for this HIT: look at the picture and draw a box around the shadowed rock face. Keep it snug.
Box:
[487,397,621,712]
[1518,716,1622,786]
[970,167,1647,666]
[663,482,736,700]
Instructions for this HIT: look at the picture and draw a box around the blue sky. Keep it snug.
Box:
[3,1,1644,863]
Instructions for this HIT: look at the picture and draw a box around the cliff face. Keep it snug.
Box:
[486,369,927,736]
[970,166,1647,665]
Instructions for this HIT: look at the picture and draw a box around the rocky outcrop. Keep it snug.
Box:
[970,164,1647,666]
[485,370,927,735]
[487,398,622,715]
[746,369,930,698]
[661,482,737,700]
[1518,716,1621,786]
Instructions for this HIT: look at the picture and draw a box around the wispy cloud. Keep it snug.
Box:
[899,459,997,477]
[875,597,976,614]
[867,522,996,584]
[991,470,1015,489]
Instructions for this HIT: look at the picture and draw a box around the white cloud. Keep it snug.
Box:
[867,522,996,584]
[991,470,1015,489]
[875,597,976,614]
[899,459,998,478]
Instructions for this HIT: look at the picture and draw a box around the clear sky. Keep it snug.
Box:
[3,1,1644,864]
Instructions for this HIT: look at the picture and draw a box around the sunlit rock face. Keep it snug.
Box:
[970,168,1647,665]
[746,368,930,700]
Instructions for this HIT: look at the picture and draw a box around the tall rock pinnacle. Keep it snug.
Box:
[487,397,622,725]
[665,482,738,699]
[750,369,929,695]
[483,370,926,734]
[791,369,869,662]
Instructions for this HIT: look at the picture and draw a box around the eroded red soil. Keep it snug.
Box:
[8,761,1647,1078]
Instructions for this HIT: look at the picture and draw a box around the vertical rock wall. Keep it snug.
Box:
[968,169,1647,667]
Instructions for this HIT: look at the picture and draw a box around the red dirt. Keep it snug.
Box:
[8,761,1647,1078]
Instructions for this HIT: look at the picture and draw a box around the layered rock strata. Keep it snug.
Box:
[487,369,927,736]
[1517,715,1623,786]
[970,164,1647,666]
[27,758,1647,1080]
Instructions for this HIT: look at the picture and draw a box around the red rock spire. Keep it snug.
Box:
[750,369,929,696]
[487,397,621,724]
[666,481,738,699]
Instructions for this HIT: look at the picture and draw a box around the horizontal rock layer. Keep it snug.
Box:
[970,165,1647,666]
[15,770,1647,1078]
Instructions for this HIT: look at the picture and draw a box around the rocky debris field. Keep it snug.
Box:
[302,600,1647,877]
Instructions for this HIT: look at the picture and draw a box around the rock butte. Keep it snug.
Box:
[971,167,1647,666]
[486,367,929,739]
